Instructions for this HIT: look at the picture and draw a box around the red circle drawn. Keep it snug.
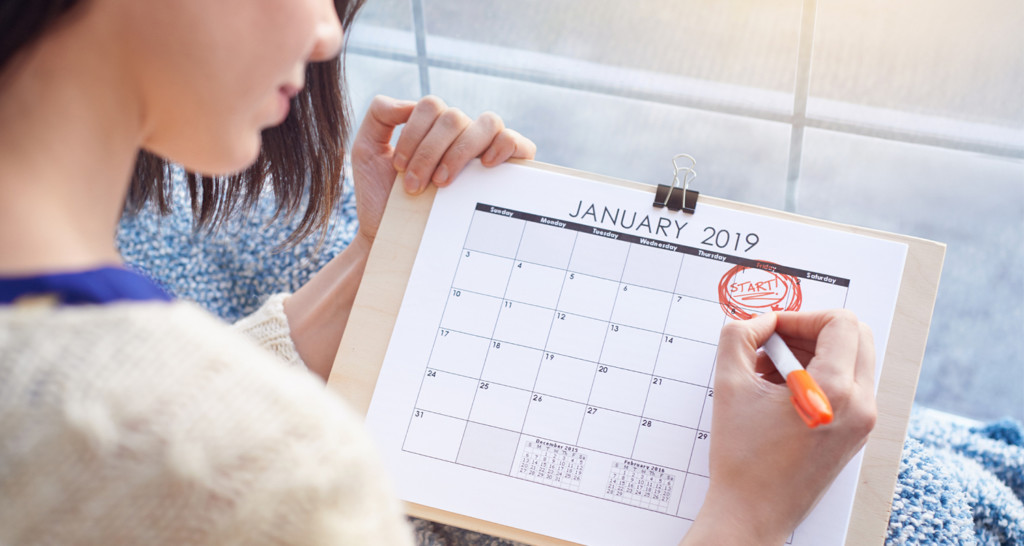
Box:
[717,262,803,320]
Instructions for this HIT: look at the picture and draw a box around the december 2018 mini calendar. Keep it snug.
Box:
[361,161,908,545]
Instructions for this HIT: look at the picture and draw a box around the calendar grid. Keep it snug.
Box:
[675,313,726,518]
[453,219,529,464]
[576,243,633,446]
[423,286,725,342]
[441,248,726,306]
[414,332,718,392]
[412,383,715,476]
[630,251,691,460]
[403,202,852,521]
[513,230,581,474]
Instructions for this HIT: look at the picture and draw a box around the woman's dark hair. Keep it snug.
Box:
[1,0,366,245]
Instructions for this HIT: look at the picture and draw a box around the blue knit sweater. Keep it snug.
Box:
[116,173,1023,545]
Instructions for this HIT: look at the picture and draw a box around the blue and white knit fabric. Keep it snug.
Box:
[117,167,359,323]
[889,409,1023,545]
[116,172,1024,546]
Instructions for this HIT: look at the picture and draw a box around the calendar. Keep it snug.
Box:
[361,162,908,545]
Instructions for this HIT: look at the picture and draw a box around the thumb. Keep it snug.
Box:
[356,95,417,148]
[716,313,778,379]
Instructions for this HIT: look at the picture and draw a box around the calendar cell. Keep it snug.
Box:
[674,257,732,299]
[532,354,596,403]
[493,300,556,350]
[440,290,501,338]
[453,250,515,298]
[797,280,849,312]
[632,420,697,470]
[664,296,726,345]
[599,324,660,375]
[456,422,521,475]
[698,388,714,432]
[404,410,467,462]
[567,234,629,281]
[469,381,532,432]
[588,365,651,416]
[480,342,543,391]
[577,407,641,458]
[545,312,607,363]
[505,261,566,309]
[515,222,576,270]
[464,211,524,258]
[677,475,710,520]
[522,396,587,446]
[641,378,707,429]
[417,370,479,419]
[428,329,490,379]
[609,284,672,332]
[557,272,618,320]
[687,432,711,477]
[653,337,717,387]
[620,244,684,292]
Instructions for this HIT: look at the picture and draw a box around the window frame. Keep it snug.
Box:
[347,0,1024,211]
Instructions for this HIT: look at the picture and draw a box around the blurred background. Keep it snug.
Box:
[343,0,1023,421]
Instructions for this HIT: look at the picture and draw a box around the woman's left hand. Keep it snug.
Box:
[349,94,536,244]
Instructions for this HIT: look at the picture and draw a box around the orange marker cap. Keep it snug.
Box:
[786,369,834,428]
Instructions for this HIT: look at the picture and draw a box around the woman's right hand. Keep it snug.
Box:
[681,310,877,545]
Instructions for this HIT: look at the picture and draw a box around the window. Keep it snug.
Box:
[346,0,1024,421]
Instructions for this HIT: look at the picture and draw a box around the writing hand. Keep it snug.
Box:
[681,310,877,545]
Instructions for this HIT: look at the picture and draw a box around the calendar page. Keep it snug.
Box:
[364,162,907,545]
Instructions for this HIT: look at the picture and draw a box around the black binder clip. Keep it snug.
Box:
[654,153,699,213]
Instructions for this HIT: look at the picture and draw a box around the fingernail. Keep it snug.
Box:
[404,172,419,193]
[433,165,448,185]
[482,148,497,165]
[394,152,408,171]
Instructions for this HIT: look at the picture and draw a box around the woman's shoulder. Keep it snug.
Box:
[0,299,365,465]
[1,300,298,387]
[0,301,412,545]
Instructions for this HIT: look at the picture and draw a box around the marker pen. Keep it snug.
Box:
[762,332,834,428]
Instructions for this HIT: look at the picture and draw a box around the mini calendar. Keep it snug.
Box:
[348,161,918,545]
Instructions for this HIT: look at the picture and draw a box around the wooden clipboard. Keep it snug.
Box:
[327,159,945,545]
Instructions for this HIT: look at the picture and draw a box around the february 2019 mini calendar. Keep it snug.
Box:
[339,161,931,545]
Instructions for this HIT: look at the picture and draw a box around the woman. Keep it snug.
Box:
[0,0,876,544]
